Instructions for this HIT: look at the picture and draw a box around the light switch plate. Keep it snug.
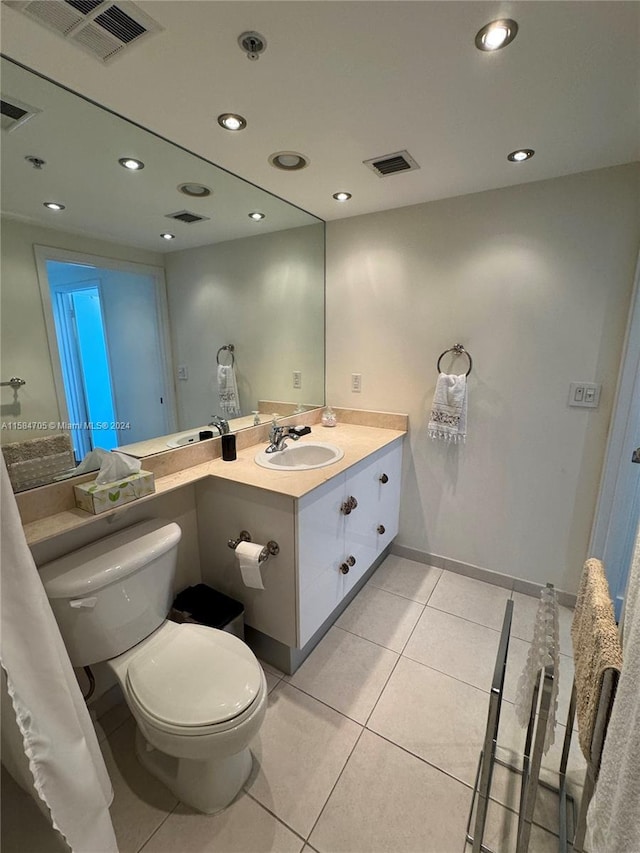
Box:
[569,382,601,408]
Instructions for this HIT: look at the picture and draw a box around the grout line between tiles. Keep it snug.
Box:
[399,649,495,696]
[363,648,404,728]
[280,679,372,727]
[304,726,368,845]
[331,623,412,655]
[99,709,133,744]
[135,799,181,853]
[425,601,505,634]
[242,789,308,847]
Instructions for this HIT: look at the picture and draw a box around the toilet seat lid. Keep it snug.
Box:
[126,624,262,727]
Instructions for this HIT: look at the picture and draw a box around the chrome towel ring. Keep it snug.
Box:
[436,343,473,377]
[216,344,235,366]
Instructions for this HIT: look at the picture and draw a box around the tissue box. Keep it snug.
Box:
[74,471,155,515]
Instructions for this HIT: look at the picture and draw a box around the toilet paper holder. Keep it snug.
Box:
[228,530,279,563]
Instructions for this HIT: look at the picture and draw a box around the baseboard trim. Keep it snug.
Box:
[390,544,577,608]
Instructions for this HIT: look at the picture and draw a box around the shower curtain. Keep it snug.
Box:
[0,457,118,852]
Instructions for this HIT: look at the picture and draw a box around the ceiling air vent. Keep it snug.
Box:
[0,95,40,132]
[363,150,420,178]
[165,211,211,224]
[4,0,163,63]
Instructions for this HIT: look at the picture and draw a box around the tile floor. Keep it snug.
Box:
[2,556,584,853]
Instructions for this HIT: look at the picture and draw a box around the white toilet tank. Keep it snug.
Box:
[40,519,182,667]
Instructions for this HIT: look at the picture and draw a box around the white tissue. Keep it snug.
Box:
[95,451,142,485]
[235,541,265,589]
[74,448,110,475]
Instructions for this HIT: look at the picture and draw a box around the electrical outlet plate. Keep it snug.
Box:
[293,370,302,389]
[177,365,188,380]
[351,373,362,393]
[569,382,601,408]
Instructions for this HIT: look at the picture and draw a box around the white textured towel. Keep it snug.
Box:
[514,586,559,753]
[587,530,640,852]
[217,363,241,417]
[428,373,468,442]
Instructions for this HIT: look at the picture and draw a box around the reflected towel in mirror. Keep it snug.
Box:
[217,363,241,417]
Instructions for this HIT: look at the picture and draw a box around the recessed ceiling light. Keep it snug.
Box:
[507,148,535,162]
[475,19,518,51]
[248,211,265,220]
[43,201,65,211]
[160,233,175,240]
[268,151,309,171]
[333,192,352,202]
[178,183,212,198]
[119,157,145,171]
[218,113,247,131]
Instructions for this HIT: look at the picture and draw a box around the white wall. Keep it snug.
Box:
[0,218,163,442]
[164,223,325,429]
[326,164,640,593]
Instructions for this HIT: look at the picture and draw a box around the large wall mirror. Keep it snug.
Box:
[0,57,325,491]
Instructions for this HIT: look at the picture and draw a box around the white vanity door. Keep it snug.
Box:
[297,473,347,594]
[340,439,403,594]
[373,439,403,554]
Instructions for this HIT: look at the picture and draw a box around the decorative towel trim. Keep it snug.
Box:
[428,373,468,443]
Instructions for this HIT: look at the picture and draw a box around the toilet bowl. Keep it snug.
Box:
[40,519,266,814]
[109,619,267,812]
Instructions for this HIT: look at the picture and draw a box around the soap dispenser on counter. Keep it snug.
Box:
[321,406,337,427]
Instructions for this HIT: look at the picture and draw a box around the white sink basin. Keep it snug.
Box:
[166,429,212,448]
[254,441,344,471]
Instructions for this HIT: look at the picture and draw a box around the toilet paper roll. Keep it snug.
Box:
[235,540,265,589]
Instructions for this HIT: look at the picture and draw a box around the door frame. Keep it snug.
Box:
[34,245,178,441]
[589,249,640,616]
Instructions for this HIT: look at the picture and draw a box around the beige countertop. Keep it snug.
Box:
[21,421,406,546]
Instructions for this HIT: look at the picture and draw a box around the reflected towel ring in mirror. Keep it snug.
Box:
[436,344,473,377]
[216,344,235,367]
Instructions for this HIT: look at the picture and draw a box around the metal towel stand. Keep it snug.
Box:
[466,594,577,853]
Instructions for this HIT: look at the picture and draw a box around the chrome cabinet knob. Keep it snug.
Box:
[377,524,386,534]
[340,496,358,515]
[379,473,389,484]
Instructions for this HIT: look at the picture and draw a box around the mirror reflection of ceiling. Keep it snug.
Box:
[1,2,638,223]
[0,58,319,252]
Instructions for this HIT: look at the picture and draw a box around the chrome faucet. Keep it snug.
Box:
[266,424,312,453]
[208,416,230,435]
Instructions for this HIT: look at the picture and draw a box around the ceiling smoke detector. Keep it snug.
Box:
[238,30,266,61]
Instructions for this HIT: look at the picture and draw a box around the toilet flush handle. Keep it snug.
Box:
[70,597,97,609]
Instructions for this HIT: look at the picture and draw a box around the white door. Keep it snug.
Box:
[590,254,640,619]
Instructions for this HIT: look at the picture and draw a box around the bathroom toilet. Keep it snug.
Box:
[39,519,267,814]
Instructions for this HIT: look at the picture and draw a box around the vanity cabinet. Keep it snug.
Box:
[196,436,403,656]
[297,439,402,646]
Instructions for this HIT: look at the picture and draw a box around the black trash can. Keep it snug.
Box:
[170,583,245,640]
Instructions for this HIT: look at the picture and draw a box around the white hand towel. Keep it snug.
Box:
[217,363,241,417]
[428,373,468,442]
